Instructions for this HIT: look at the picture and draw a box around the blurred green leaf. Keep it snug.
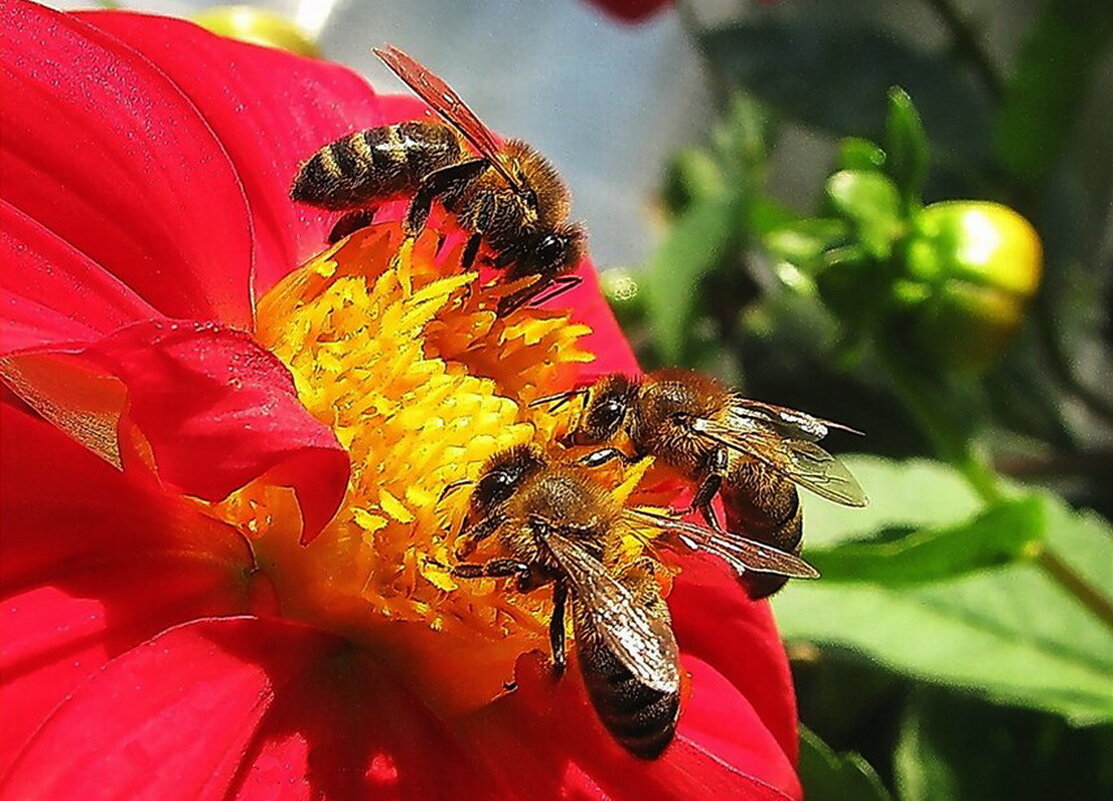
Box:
[839,138,887,172]
[643,190,743,363]
[808,495,1045,586]
[826,170,903,259]
[894,689,1113,801]
[662,148,726,217]
[765,219,849,268]
[884,87,928,213]
[994,0,1113,185]
[701,20,991,161]
[799,725,892,801]
[775,456,1113,724]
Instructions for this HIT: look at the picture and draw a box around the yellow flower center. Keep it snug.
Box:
[209,222,619,712]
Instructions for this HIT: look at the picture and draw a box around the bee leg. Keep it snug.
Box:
[495,283,543,316]
[528,275,583,307]
[461,233,483,271]
[406,158,490,234]
[451,558,532,581]
[327,209,375,244]
[577,447,642,469]
[672,447,729,532]
[455,514,503,559]
[549,580,568,677]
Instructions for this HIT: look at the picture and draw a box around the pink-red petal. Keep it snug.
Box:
[0,404,260,774]
[2,616,499,801]
[72,10,423,297]
[0,0,254,328]
[669,555,800,765]
[1,200,161,353]
[463,652,798,801]
[2,320,349,541]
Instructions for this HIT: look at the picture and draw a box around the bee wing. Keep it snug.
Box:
[691,404,868,508]
[374,45,523,193]
[728,397,864,441]
[546,532,679,694]
[624,508,820,579]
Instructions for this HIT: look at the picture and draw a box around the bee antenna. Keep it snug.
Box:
[529,388,587,411]
[439,478,474,502]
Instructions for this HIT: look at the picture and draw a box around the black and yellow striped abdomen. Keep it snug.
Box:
[572,565,680,760]
[290,120,461,211]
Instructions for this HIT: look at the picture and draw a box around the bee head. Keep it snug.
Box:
[513,224,586,280]
[470,444,547,517]
[563,374,636,446]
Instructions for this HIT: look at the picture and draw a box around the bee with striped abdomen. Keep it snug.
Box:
[291,45,585,315]
[444,445,818,757]
[535,369,867,599]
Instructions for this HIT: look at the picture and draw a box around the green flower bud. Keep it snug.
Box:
[903,201,1042,370]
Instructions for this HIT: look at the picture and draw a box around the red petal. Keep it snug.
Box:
[227,644,498,801]
[584,0,673,23]
[566,263,640,381]
[0,405,259,774]
[0,1,253,328]
[3,615,499,801]
[463,651,798,800]
[1,200,161,352]
[76,9,428,297]
[3,320,348,541]
[669,555,800,765]
[0,618,336,801]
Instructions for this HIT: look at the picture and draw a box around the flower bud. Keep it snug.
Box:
[902,201,1042,370]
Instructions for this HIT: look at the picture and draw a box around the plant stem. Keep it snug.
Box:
[1033,547,1113,630]
[921,0,1005,100]
[883,352,1113,632]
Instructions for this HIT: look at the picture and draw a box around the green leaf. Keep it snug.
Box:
[661,148,726,217]
[642,191,743,363]
[808,496,1046,586]
[774,456,1113,724]
[883,87,928,213]
[839,137,887,172]
[799,725,892,801]
[764,218,849,268]
[994,0,1113,185]
[701,20,991,160]
[894,689,1113,801]
[826,170,903,259]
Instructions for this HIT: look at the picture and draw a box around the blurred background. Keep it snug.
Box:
[64,1,1113,798]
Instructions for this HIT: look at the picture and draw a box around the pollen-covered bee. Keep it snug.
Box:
[445,445,817,758]
[534,369,867,599]
[291,45,585,315]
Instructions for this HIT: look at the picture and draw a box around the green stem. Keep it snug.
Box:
[1033,547,1113,630]
[921,0,1005,100]
[883,353,1113,633]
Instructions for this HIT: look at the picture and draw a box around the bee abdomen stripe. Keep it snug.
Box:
[328,139,362,178]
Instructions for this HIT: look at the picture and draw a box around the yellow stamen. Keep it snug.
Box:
[207,222,657,711]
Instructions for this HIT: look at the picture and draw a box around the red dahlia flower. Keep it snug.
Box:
[0,2,801,798]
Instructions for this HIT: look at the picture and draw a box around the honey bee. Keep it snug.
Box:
[290,45,586,315]
[534,369,867,599]
[445,444,818,758]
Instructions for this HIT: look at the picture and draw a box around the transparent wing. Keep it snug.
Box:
[374,45,521,191]
[691,402,868,507]
[546,532,679,694]
[624,508,820,579]
[728,397,864,442]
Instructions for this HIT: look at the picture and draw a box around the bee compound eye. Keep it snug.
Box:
[477,471,515,506]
